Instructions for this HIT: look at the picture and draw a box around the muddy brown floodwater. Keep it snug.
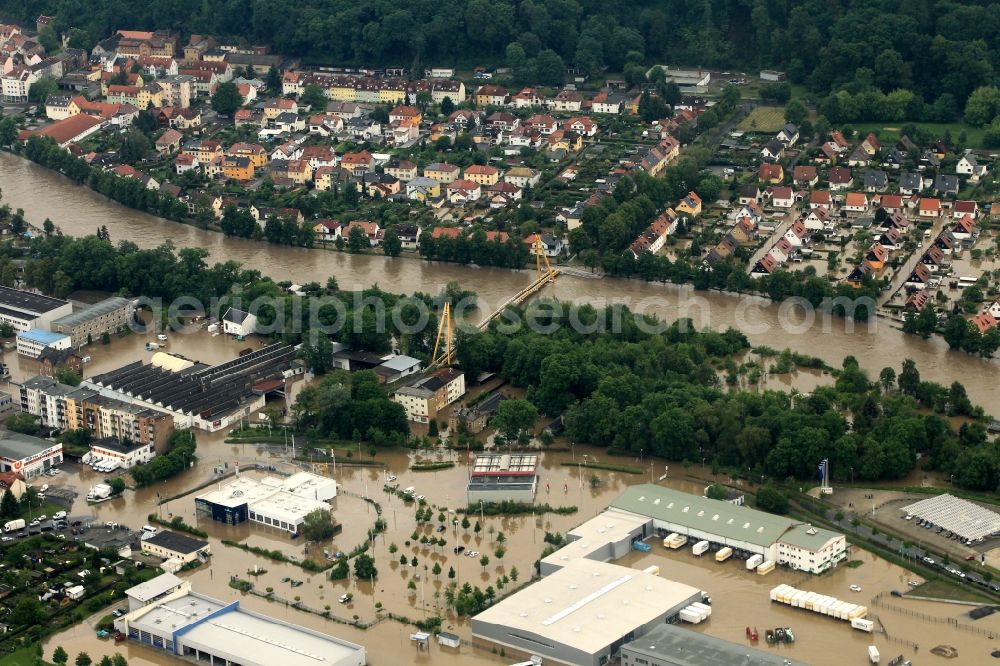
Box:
[35,428,1000,666]
[2,152,999,417]
[3,154,998,664]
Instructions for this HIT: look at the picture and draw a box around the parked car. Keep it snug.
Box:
[453,546,465,554]
[338,593,352,604]
[849,585,862,592]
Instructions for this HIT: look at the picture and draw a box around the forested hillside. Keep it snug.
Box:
[4,0,999,108]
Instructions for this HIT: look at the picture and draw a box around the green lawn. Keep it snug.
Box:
[849,121,986,148]
[0,647,54,666]
[737,106,787,132]
[907,579,994,604]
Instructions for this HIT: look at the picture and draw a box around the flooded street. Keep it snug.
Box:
[33,432,1000,666]
[1,152,999,417]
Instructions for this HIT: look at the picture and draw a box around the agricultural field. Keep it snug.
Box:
[737,105,787,132]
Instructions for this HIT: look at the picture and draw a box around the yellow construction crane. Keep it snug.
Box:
[432,301,454,366]
[534,236,555,279]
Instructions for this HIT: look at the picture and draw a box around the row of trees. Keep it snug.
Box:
[13,1,998,109]
[22,136,189,222]
[418,229,531,268]
[292,370,410,444]
[11,233,262,304]
[131,430,197,487]
[455,301,993,489]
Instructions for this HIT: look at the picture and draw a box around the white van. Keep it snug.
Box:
[141,525,157,535]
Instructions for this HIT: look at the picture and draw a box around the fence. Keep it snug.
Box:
[241,581,389,630]
[872,592,997,639]
[869,612,920,652]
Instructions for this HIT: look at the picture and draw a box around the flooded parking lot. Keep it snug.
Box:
[2,321,992,664]
[32,435,1000,666]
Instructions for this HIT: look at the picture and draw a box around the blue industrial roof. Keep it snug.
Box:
[16,329,69,345]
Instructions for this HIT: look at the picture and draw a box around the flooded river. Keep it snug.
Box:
[3,152,1000,664]
[2,152,997,416]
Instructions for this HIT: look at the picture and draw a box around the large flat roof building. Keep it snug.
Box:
[472,558,703,666]
[116,575,365,666]
[611,485,847,574]
[0,431,63,479]
[467,453,538,504]
[15,328,71,359]
[541,509,652,575]
[84,343,297,431]
[621,624,808,666]
[0,286,72,334]
[195,471,337,534]
[50,296,134,347]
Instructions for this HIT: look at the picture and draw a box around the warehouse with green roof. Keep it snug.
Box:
[610,484,846,574]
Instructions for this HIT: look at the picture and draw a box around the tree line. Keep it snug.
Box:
[130,430,197,487]
[418,229,531,268]
[291,370,409,445]
[7,1,997,113]
[456,301,995,490]
[21,136,189,221]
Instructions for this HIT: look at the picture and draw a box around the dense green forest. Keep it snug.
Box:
[457,300,999,491]
[5,1,999,108]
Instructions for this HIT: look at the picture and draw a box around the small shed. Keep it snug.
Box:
[66,585,85,600]
[437,631,461,648]
[410,631,431,651]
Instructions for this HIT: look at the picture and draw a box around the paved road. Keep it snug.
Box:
[880,217,947,307]
[746,209,795,269]
[796,499,998,597]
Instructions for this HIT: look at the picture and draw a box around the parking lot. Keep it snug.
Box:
[3,513,136,549]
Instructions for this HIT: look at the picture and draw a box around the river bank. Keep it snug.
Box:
[2,151,1000,417]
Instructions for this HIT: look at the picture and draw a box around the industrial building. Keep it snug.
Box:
[901,493,1000,542]
[83,344,298,431]
[116,574,366,666]
[621,624,808,666]
[540,509,653,575]
[15,328,71,359]
[0,286,72,334]
[195,471,337,534]
[140,530,211,570]
[472,558,704,666]
[0,431,64,479]
[466,453,538,504]
[50,296,135,347]
[125,572,186,611]
[88,437,156,468]
[392,368,466,423]
[611,485,847,574]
